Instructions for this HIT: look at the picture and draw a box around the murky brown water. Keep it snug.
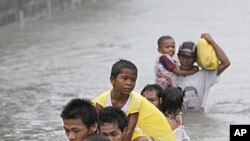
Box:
[1,0,250,140]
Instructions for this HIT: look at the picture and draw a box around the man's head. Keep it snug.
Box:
[178,42,197,70]
[141,84,162,109]
[98,106,127,141]
[178,42,197,57]
[61,98,98,141]
[110,59,137,96]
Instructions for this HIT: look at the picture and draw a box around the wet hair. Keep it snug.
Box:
[60,98,98,129]
[157,35,174,48]
[110,59,137,79]
[98,106,127,132]
[86,134,111,141]
[161,87,184,119]
[141,83,163,98]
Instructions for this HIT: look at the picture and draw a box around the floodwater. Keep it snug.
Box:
[0,0,250,140]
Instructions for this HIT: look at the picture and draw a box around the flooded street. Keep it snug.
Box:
[1,0,250,140]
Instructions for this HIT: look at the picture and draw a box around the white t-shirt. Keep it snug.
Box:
[106,92,131,114]
[176,69,218,112]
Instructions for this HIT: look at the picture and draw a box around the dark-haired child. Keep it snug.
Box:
[161,87,191,141]
[93,59,175,141]
[141,83,162,110]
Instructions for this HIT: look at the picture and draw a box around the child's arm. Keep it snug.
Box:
[122,113,139,141]
[201,33,230,76]
[172,66,199,76]
[159,55,198,76]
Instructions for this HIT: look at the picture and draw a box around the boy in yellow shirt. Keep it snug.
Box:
[93,59,175,141]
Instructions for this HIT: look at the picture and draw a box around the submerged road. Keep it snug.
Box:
[0,0,250,140]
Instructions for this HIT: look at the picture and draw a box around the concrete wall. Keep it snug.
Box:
[0,0,85,29]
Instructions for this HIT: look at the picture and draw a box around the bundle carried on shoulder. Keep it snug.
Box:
[196,38,219,70]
